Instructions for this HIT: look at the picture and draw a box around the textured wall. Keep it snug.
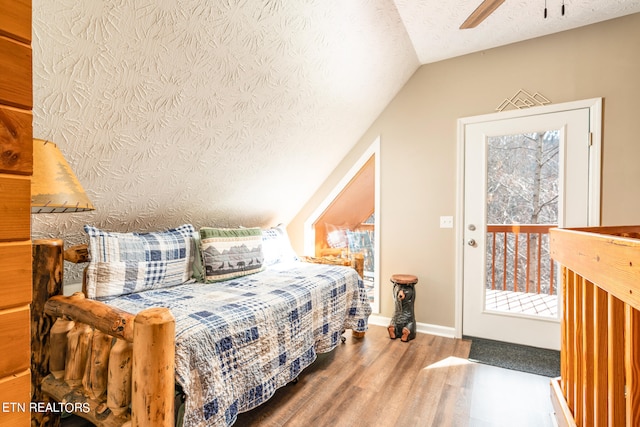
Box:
[31,0,419,282]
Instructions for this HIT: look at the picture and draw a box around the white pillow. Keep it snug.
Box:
[261,224,298,266]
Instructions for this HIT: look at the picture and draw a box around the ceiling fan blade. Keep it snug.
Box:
[460,0,506,29]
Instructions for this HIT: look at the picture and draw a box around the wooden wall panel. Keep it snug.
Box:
[0,175,30,241]
[0,242,31,308]
[0,0,32,420]
[0,370,30,425]
[0,306,30,377]
[0,0,31,43]
[0,36,32,109]
[0,106,32,174]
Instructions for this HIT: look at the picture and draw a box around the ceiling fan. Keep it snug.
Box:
[460,0,506,29]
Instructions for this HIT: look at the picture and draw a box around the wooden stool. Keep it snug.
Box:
[388,274,418,342]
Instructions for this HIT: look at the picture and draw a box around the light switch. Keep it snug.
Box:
[440,216,454,228]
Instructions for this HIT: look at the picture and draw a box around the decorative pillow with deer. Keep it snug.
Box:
[200,227,265,282]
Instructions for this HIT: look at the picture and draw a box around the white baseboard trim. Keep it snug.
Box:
[367,314,456,339]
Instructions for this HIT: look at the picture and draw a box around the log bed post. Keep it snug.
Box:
[31,238,64,427]
[42,294,176,426]
[131,308,175,427]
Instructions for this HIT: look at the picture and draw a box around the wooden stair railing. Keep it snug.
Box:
[550,226,640,427]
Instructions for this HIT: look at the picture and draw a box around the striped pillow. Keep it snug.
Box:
[84,224,196,300]
[200,227,264,282]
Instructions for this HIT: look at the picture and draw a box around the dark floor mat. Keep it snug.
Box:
[465,336,560,378]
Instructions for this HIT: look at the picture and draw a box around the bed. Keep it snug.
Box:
[39,224,372,427]
[549,226,640,427]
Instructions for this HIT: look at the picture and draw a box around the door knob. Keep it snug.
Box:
[467,239,476,247]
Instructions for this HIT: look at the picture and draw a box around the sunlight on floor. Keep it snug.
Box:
[423,354,556,426]
[423,356,472,370]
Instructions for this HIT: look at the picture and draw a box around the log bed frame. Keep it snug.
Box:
[35,244,366,426]
[37,244,177,427]
[549,226,640,427]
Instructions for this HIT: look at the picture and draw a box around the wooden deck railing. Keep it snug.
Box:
[487,224,556,295]
[550,226,640,427]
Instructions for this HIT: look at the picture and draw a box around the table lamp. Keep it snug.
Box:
[30,138,94,426]
[31,138,94,213]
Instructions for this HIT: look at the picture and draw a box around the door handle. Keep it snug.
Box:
[467,239,476,247]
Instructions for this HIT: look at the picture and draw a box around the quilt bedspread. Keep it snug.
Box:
[104,261,372,426]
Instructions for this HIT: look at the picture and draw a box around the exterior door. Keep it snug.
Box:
[460,101,600,350]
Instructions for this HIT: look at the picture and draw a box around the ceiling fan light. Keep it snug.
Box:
[460,0,507,29]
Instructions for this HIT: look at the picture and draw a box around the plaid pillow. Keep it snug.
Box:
[84,224,196,300]
[200,227,264,282]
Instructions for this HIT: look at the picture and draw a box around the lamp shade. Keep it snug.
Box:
[31,138,95,213]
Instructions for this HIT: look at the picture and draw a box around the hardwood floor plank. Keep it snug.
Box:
[356,329,454,426]
[230,325,555,427]
[392,337,464,427]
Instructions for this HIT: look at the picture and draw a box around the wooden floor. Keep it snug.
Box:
[235,325,555,427]
[62,325,555,426]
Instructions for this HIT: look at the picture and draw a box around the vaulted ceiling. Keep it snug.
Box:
[31,0,640,245]
[397,0,640,64]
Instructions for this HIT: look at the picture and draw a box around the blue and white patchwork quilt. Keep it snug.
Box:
[104,261,371,427]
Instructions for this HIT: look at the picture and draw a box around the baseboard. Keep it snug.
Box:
[367,314,456,338]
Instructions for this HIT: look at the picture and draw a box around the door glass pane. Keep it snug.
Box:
[484,130,559,318]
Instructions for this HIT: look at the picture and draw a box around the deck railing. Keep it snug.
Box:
[487,224,556,295]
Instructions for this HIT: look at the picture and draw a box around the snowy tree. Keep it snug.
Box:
[485,130,559,295]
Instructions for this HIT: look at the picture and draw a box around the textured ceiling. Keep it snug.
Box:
[395,0,640,64]
[31,0,640,266]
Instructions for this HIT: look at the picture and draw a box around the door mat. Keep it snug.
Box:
[465,336,560,378]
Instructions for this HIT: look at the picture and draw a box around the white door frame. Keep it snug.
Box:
[453,98,602,340]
